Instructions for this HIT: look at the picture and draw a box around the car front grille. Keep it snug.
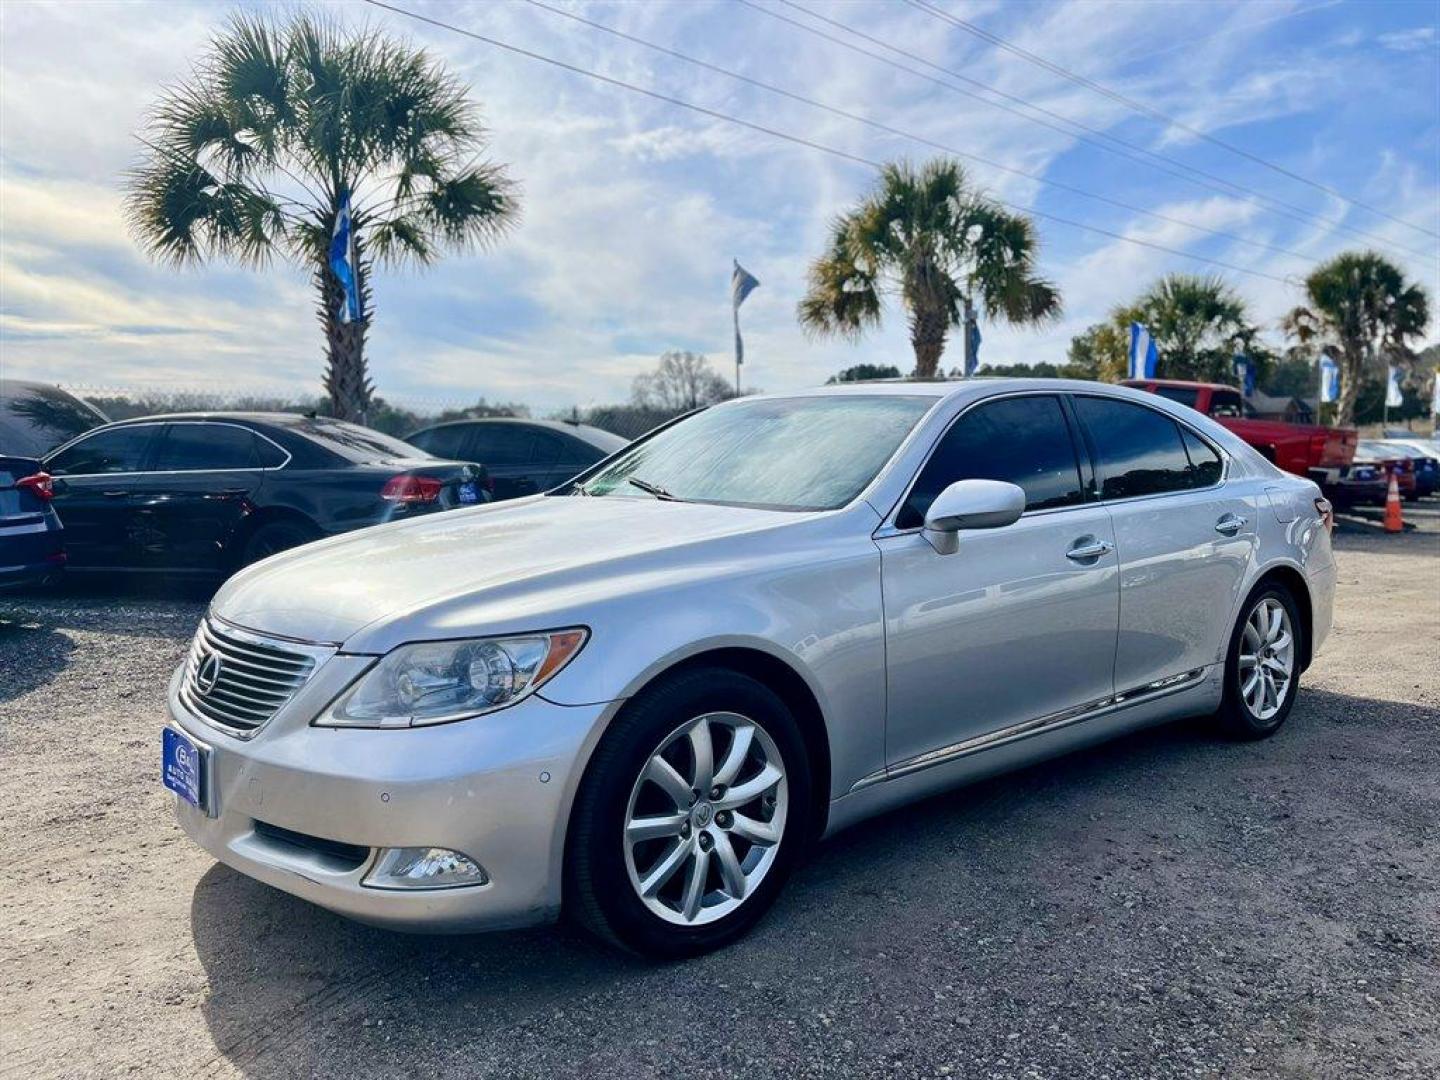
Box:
[180,617,320,736]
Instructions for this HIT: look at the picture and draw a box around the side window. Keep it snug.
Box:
[254,435,288,468]
[1074,397,1193,500]
[1180,427,1223,487]
[468,427,535,466]
[152,424,261,471]
[560,436,605,467]
[898,395,1084,529]
[46,426,155,475]
[409,426,470,460]
[528,431,565,467]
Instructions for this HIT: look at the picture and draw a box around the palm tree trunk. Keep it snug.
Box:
[910,305,949,379]
[1335,343,1363,428]
[318,260,373,423]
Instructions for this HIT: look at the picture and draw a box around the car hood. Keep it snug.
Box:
[211,495,808,648]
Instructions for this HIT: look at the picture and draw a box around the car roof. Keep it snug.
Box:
[408,416,628,448]
[741,376,1175,404]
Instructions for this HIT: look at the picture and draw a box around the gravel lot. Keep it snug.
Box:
[2,503,1437,1080]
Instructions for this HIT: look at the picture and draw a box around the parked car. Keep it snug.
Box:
[0,456,65,589]
[1325,457,1388,508]
[1365,438,1438,498]
[0,379,109,457]
[163,381,1336,957]
[43,413,489,575]
[1357,440,1419,500]
[406,418,628,501]
[1122,379,1355,484]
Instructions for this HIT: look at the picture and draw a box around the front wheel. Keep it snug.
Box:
[240,520,320,566]
[1214,584,1304,740]
[566,667,812,959]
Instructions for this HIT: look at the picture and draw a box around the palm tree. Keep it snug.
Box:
[1115,274,1253,383]
[124,12,518,421]
[1282,252,1430,427]
[797,160,1060,378]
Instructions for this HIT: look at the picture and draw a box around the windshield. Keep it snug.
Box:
[571,394,937,511]
[289,417,431,462]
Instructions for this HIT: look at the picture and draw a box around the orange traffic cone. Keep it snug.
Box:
[1384,472,1404,533]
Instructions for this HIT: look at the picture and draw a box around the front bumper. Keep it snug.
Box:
[167,667,610,933]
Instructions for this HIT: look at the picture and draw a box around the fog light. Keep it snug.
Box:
[363,847,488,890]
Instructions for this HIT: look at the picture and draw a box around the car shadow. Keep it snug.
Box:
[0,614,75,704]
[188,689,1439,1077]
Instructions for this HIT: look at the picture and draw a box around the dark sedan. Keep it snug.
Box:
[406,418,627,501]
[0,456,65,589]
[42,413,488,575]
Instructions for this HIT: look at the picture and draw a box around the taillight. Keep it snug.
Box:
[16,472,54,501]
[380,474,443,503]
[1315,496,1334,532]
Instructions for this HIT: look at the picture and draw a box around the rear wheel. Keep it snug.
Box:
[566,667,811,959]
[1214,584,1303,740]
[241,520,320,566]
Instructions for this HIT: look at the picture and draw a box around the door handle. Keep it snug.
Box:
[102,490,130,498]
[1066,537,1114,561]
[1214,514,1248,535]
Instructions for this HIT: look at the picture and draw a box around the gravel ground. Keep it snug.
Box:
[2,503,1437,1080]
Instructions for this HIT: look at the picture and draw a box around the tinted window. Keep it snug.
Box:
[408,426,470,460]
[898,395,1083,529]
[1075,397,1193,499]
[152,424,262,471]
[47,426,155,475]
[0,383,108,457]
[1153,386,1199,409]
[579,395,936,511]
[529,431,567,467]
[469,427,535,466]
[1180,428,1223,487]
[254,435,287,468]
[1208,390,1244,418]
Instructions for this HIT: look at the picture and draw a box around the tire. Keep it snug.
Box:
[565,666,813,959]
[1213,582,1305,740]
[240,519,321,567]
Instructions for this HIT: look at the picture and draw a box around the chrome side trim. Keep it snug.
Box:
[851,667,1209,792]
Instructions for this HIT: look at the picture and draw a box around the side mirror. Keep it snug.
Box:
[922,479,1025,554]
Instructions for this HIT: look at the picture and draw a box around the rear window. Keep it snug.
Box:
[0,382,108,457]
[1152,386,1199,410]
[290,419,430,463]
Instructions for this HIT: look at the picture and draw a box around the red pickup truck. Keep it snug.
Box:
[1122,379,1356,481]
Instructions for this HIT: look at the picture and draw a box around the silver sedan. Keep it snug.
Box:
[163,379,1336,957]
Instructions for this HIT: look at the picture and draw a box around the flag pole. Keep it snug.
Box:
[734,304,742,396]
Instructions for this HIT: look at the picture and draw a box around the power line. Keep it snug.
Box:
[903,0,1440,241]
[521,0,1318,265]
[360,0,1294,286]
[744,0,1434,262]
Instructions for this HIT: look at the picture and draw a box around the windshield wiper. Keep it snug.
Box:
[627,476,681,501]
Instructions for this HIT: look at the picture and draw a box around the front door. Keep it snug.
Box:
[1070,395,1257,691]
[44,424,161,568]
[878,394,1121,769]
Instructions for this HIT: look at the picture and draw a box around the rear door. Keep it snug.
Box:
[44,424,160,567]
[878,393,1121,769]
[128,422,273,572]
[1070,394,1256,692]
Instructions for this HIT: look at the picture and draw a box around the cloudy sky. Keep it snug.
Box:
[1,0,1437,414]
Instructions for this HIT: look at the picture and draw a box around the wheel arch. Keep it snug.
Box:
[1245,562,1315,671]
[227,505,323,567]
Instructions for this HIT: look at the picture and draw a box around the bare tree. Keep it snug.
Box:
[631,351,734,411]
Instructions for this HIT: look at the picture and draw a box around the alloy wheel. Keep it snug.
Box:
[623,711,788,927]
[1238,597,1295,722]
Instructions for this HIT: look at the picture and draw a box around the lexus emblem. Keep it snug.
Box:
[195,652,224,696]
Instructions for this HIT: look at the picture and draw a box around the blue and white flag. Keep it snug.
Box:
[1128,322,1158,380]
[1386,365,1404,408]
[1232,354,1255,397]
[329,190,362,325]
[1319,355,1340,403]
[1432,373,1440,418]
[965,320,982,376]
[731,260,760,367]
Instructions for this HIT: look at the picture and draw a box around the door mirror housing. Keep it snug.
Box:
[922,479,1026,554]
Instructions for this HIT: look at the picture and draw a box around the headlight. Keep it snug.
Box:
[319,629,588,728]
